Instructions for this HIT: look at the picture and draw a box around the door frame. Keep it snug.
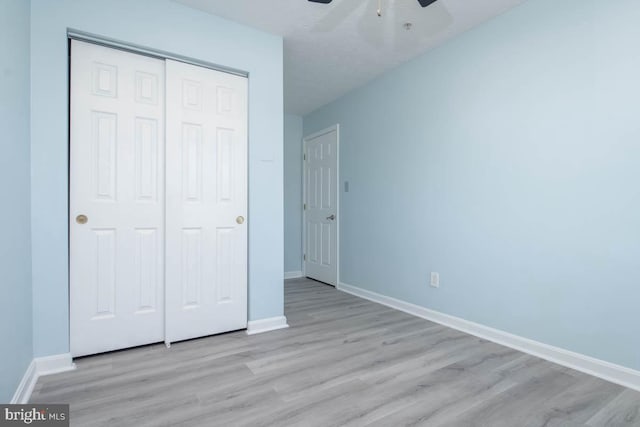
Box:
[302,124,340,286]
[68,29,248,78]
[67,33,251,354]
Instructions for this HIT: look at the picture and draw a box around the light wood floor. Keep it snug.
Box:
[32,278,640,426]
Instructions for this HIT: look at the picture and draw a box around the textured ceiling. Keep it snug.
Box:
[176,0,526,115]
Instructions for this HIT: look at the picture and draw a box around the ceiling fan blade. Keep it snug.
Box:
[417,0,437,7]
[357,0,400,49]
[308,0,333,3]
[312,0,363,33]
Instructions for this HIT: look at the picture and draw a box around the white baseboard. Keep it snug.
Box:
[35,353,76,376]
[246,316,289,335]
[284,271,303,280]
[11,353,76,404]
[338,282,640,392]
[11,360,37,404]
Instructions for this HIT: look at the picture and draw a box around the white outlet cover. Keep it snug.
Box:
[430,272,440,288]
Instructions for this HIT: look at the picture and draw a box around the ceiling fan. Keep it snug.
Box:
[309,0,438,7]
[308,0,452,48]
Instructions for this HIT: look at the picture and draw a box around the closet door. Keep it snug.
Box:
[165,60,248,344]
[70,40,165,357]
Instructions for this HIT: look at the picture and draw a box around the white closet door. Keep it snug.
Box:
[165,60,248,344]
[70,40,165,357]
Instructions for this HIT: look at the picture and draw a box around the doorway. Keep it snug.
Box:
[303,125,339,286]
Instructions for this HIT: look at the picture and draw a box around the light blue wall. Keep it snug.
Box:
[0,0,33,402]
[305,0,640,370]
[284,114,303,273]
[31,0,284,357]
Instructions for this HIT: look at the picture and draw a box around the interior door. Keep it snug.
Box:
[165,60,248,344]
[304,127,338,286]
[70,40,165,357]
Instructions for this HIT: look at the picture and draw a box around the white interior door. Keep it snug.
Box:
[70,40,165,357]
[165,60,248,344]
[304,126,339,286]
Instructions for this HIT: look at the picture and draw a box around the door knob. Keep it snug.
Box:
[326,214,336,221]
[76,214,88,224]
[236,216,245,224]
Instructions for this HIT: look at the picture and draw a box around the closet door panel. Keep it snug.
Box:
[165,60,248,344]
[70,40,165,357]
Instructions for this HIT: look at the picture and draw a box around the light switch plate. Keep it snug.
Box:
[430,272,440,288]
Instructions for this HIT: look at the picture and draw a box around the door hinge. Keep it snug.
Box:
[303,203,306,210]
[304,254,306,261]
[303,153,306,161]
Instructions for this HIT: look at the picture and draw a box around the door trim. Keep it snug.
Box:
[67,29,248,77]
[302,124,340,286]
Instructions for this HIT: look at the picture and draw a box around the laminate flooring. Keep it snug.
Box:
[31,278,640,426]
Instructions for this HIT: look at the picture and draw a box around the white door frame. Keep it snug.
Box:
[67,34,251,354]
[302,124,340,286]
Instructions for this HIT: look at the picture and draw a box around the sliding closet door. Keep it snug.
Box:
[165,60,248,344]
[70,40,165,357]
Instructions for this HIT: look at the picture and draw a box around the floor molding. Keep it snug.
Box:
[35,353,76,376]
[284,271,303,280]
[11,353,76,404]
[338,281,640,392]
[10,360,37,404]
[246,316,289,335]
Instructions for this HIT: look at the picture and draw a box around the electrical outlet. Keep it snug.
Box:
[430,272,440,288]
